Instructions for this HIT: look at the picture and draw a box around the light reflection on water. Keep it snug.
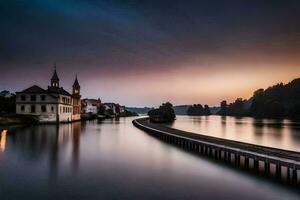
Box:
[0,117,299,199]
[0,129,7,152]
[168,115,300,152]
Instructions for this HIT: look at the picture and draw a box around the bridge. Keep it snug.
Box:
[133,118,300,185]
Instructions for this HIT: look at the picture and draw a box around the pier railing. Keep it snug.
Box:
[133,118,300,186]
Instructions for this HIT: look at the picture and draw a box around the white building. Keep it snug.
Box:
[16,68,81,123]
[81,99,101,114]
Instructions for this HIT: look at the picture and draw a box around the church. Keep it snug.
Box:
[16,68,81,123]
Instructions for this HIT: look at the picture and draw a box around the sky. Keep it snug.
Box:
[1,0,300,107]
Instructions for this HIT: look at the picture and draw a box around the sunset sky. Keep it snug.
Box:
[1,0,300,107]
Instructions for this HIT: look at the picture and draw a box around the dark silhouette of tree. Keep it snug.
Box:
[148,102,176,122]
[217,78,300,119]
[289,103,300,119]
[187,104,211,116]
[218,98,248,116]
[217,101,227,116]
[204,105,211,115]
[0,92,16,114]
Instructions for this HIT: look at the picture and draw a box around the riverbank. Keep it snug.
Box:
[0,114,39,126]
[133,117,300,185]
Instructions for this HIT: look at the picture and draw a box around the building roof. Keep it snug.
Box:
[17,85,47,94]
[51,69,59,81]
[47,87,71,96]
[73,74,80,87]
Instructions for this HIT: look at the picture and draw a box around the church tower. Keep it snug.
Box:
[72,74,81,121]
[72,74,80,95]
[51,66,60,88]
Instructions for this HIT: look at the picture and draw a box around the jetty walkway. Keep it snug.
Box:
[133,118,300,185]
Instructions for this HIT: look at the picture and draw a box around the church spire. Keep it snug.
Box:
[73,74,80,95]
[51,64,60,87]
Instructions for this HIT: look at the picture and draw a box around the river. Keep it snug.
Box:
[0,117,299,199]
[168,115,300,152]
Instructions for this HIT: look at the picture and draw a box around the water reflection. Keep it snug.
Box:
[169,116,300,152]
[0,118,300,199]
[0,130,7,152]
[6,122,82,177]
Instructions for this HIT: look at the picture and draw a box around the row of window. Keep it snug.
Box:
[20,105,54,113]
[62,97,71,104]
[20,105,72,114]
[60,106,72,114]
[21,95,46,102]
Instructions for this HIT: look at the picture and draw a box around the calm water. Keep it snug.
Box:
[0,117,299,199]
[169,115,300,152]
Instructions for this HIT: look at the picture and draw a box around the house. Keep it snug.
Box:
[16,68,81,123]
[119,105,126,114]
[81,98,101,114]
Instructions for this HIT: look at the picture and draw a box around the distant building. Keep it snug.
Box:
[81,98,101,114]
[103,103,117,116]
[16,68,81,123]
[119,105,125,114]
[102,103,125,116]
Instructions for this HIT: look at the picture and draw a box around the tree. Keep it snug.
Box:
[148,102,176,122]
[204,105,211,115]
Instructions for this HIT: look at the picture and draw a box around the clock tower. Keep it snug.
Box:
[72,74,81,121]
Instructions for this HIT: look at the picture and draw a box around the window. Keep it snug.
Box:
[21,105,25,111]
[51,106,54,112]
[41,95,46,101]
[30,95,36,101]
[30,105,36,113]
[21,95,26,101]
[41,105,46,112]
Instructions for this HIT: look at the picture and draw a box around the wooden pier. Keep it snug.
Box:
[133,118,300,185]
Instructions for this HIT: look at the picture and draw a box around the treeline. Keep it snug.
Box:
[217,78,300,119]
[0,92,15,114]
[187,104,211,116]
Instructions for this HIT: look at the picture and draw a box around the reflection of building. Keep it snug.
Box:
[7,122,82,177]
[16,67,81,123]
[81,99,101,114]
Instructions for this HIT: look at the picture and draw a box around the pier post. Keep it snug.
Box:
[276,163,282,180]
[235,154,240,167]
[245,157,249,169]
[264,161,270,176]
[254,159,259,172]
[287,167,292,183]
[292,167,297,185]
[209,147,212,157]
